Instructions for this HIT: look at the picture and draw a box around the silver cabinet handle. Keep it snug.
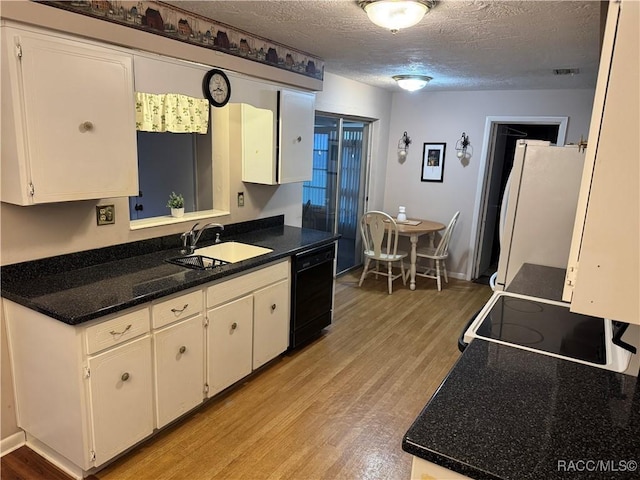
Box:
[80,121,94,132]
[271,304,277,311]
[231,322,238,330]
[171,304,189,314]
[110,324,131,336]
[121,372,130,382]
[179,345,187,354]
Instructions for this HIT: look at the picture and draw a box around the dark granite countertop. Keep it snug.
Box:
[403,340,640,479]
[507,263,568,302]
[1,216,338,325]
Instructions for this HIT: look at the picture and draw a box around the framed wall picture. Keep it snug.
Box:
[421,143,446,182]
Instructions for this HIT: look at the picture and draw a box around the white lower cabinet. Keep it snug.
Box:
[253,280,290,370]
[153,314,205,428]
[88,335,153,466]
[207,295,254,396]
[4,301,154,477]
[5,259,291,478]
[410,456,472,479]
[205,260,291,398]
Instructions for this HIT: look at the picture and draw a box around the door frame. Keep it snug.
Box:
[467,116,568,280]
[310,112,373,274]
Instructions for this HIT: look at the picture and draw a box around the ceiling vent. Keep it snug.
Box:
[553,68,580,75]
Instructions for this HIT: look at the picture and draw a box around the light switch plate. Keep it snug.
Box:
[237,192,245,207]
[97,205,115,225]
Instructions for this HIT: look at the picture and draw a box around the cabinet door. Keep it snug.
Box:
[207,295,253,397]
[87,335,153,467]
[278,90,315,183]
[7,30,137,204]
[253,280,290,369]
[564,0,639,324]
[154,315,204,428]
[240,103,276,184]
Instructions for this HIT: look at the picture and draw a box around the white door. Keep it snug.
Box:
[87,336,153,466]
[18,32,137,203]
[154,315,205,428]
[279,90,314,183]
[207,295,253,396]
[472,119,567,280]
[253,280,289,369]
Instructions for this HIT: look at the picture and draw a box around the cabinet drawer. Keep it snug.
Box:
[152,290,203,329]
[85,308,150,355]
[207,260,289,308]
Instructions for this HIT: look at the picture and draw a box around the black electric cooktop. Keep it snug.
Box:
[476,296,607,365]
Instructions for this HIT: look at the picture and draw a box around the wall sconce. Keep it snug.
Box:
[456,132,472,160]
[398,131,412,161]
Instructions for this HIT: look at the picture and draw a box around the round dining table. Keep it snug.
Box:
[396,218,446,290]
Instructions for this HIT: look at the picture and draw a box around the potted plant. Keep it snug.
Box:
[167,192,185,217]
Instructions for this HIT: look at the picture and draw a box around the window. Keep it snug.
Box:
[129,130,213,220]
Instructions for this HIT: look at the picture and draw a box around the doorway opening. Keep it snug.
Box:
[471,116,568,282]
[301,114,370,275]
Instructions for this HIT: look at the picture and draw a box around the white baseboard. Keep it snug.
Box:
[1,430,26,456]
[447,271,466,280]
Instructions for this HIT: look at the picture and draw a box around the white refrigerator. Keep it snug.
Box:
[494,141,585,290]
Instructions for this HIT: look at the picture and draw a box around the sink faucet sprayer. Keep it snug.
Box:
[180,222,224,254]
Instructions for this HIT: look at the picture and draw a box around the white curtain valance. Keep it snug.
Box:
[135,92,210,134]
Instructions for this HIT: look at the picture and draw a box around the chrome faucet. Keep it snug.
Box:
[180,222,224,254]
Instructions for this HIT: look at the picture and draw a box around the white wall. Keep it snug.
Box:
[383,89,595,279]
[315,72,393,211]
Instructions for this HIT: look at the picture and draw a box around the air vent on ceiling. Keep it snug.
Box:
[553,68,580,75]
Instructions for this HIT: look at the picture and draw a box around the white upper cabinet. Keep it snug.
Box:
[216,89,315,186]
[563,0,639,325]
[278,89,315,184]
[1,24,138,205]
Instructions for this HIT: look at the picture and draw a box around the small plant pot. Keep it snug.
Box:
[171,207,184,218]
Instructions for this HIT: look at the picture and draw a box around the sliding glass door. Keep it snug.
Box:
[302,114,369,274]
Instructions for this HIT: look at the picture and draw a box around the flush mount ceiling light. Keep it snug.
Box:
[393,74,432,91]
[359,0,436,34]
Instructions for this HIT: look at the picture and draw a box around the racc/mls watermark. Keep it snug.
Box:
[557,459,637,473]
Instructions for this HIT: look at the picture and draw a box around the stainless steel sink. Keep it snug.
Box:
[193,242,273,263]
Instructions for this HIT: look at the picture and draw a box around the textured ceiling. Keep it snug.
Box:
[164,0,602,92]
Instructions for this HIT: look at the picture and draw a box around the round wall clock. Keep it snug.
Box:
[203,69,231,107]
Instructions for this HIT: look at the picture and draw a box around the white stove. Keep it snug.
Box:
[463,291,633,373]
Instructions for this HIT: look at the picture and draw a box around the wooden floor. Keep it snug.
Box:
[1,271,492,480]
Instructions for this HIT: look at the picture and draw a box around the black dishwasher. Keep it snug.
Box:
[290,243,335,349]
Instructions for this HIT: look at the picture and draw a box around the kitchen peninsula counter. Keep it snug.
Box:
[402,339,640,480]
[403,262,639,479]
[1,216,338,325]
